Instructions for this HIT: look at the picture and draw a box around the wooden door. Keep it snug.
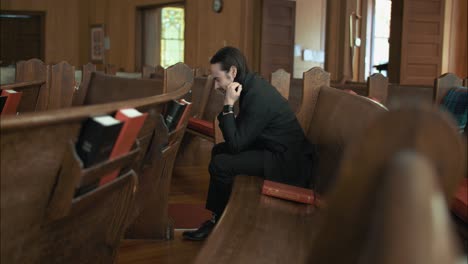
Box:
[260,0,296,79]
[399,0,446,85]
[0,12,45,66]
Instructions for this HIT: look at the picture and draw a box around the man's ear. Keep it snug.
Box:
[229,66,237,79]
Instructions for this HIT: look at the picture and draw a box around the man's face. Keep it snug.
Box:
[211,63,234,95]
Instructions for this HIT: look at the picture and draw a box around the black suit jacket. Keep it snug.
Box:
[217,73,315,187]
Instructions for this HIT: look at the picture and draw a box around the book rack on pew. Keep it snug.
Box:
[46,140,140,221]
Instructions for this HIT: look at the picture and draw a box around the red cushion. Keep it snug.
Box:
[452,178,468,223]
[187,118,214,137]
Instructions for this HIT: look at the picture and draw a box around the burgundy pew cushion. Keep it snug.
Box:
[452,178,468,223]
[188,118,214,137]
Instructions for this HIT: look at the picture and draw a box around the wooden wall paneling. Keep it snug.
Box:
[260,0,296,79]
[400,0,446,85]
[325,0,357,82]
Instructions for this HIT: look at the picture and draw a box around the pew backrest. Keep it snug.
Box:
[47,61,75,110]
[306,86,387,193]
[15,59,49,111]
[72,63,96,106]
[270,68,291,100]
[434,73,463,105]
[367,73,388,104]
[84,72,164,104]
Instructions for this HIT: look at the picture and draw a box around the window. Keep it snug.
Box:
[367,0,391,78]
[160,7,184,68]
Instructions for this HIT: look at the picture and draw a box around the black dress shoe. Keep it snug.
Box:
[182,220,215,241]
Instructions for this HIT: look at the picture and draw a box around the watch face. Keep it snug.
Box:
[213,0,223,13]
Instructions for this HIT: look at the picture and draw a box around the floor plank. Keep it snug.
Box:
[116,231,205,264]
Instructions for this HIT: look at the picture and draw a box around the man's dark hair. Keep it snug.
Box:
[210,46,250,84]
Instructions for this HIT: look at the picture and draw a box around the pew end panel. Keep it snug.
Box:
[308,107,466,263]
[367,73,389,104]
[15,58,50,111]
[48,61,75,110]
[72,63,96,106]
[270,68,291,100]
[126,114,184,240]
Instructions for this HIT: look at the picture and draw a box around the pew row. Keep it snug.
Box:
[1,59,79,113]
[195,107,466,264]
[0,77,190,263]
[77,63,195,240]
[1,72,191,263]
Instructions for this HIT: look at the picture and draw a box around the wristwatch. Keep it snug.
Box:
[223,104,234,114]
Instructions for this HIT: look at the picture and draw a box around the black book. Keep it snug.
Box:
[164,100,187,132]
[75,115,123,168]
[0,96,7,113]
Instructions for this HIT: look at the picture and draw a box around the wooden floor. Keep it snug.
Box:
[117,137,213,264]
[116,231,204,264]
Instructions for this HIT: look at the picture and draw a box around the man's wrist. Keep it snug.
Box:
[224,99,235,105]
[223,104,234,113]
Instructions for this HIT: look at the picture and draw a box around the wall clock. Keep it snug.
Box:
[213,0,223,13]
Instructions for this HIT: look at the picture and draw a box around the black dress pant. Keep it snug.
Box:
[206,143,265,217]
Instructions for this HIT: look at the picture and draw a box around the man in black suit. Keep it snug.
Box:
[183,47,315,241]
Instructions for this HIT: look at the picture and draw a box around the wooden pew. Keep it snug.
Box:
[0,79,191,263]
[72,63,97,106]
[105,64,118,75]
[8,58,49,112]
[1,59,76,113]
[309,107,466,263]
[433,73,468,243]
[80,63,194,240]
[142,64,165,79]
[194,82,387,263]
[194,107,466,263]
[270,68,290,100]
[47,61,75,110]
[433,73,464,105]
[464,78,467,86]
[366,73,389,104]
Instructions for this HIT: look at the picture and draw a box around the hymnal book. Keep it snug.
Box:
[187,118,214,137]
[1,90,23,115]
[164,99,190,131]
[99,108,148,186]
[0,96,7,113]
[75,115,123,168]
[174,99,193,131]
[261,180,315,205]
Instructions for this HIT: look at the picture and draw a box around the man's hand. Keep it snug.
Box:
[224,82,242,105]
